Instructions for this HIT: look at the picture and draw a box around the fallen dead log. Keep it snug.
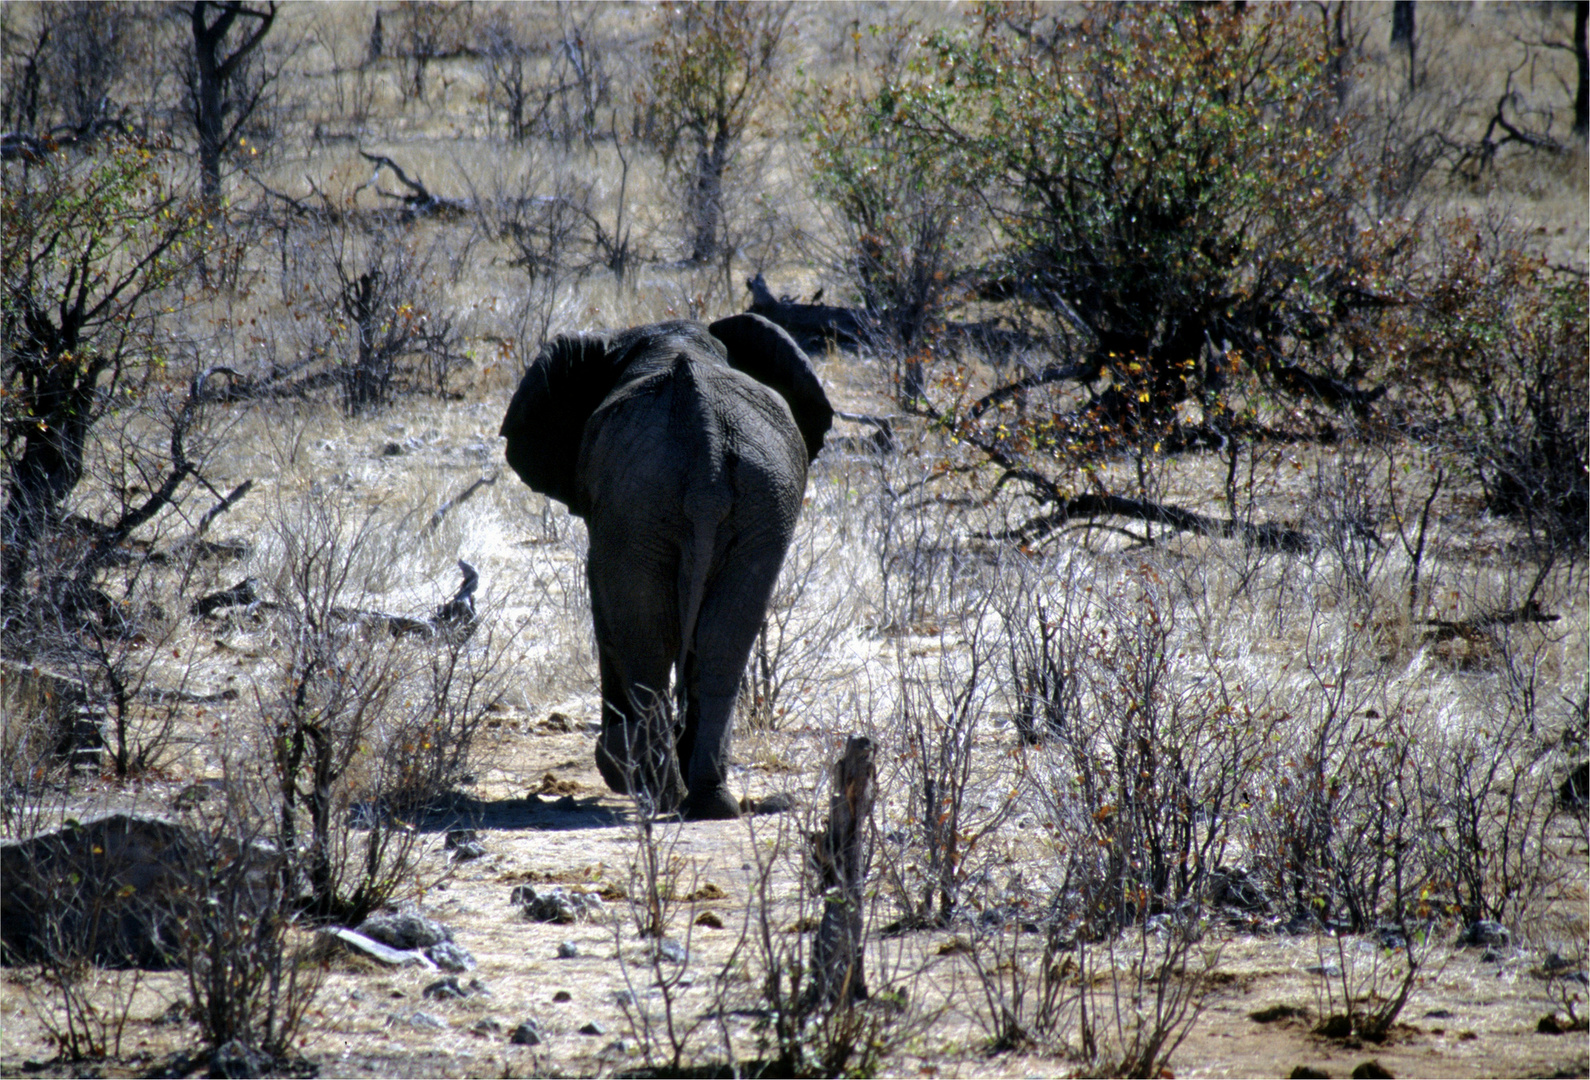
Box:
[1420,600,1560,643]
[809,734,875,1008]
[746,273,873,353]
[191,561,479,641]
[358,151,470,221]
[986,492,1314,553]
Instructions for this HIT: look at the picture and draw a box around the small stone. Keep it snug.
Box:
[427,940,477,972]
[472,1018,503,1037]
[655,938,687,964]
[423,977,467,1001]
[614,990,638,1009]
[579,1019,606,1036]
[557,940,580,958]
[1289,1069,1329,1080]
[467,979,492,997]
[1304,964,1341,977]
[1350,1061,1394,1079]
[357,910,453,950]
[1464,920,1510,949]
[408,1010,447,1030]
[382,441,406,457]
[446,829,488,861]
[553,990,572,1002]
[510,1020,544,1046]
[512,883,603,923]
[210,1039,269,1079]
[695,911,724,929]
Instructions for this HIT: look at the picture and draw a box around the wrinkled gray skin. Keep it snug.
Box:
[499,314,832,819]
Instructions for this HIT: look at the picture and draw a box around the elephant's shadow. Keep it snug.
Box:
[404,790,629,834]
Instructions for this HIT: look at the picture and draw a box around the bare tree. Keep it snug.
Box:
[184,0,276,217]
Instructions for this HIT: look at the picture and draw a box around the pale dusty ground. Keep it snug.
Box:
[3,710,1587,1078]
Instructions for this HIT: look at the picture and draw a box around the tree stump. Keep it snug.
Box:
[810,735,875,1006]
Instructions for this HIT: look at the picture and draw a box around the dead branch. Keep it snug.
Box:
[1421,601,1561,643]
[983,493,1313,553]
[423,473,499,536]
[358,151,469,220]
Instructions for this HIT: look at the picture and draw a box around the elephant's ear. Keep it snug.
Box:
[499,333,617,516]
[708,313,834,462]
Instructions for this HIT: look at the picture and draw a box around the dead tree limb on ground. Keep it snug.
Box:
[358,151,470,220]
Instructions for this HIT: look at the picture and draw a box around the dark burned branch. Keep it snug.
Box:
[969,361,1099,419]
[831,411,896,454]
[194,480,253,539]
[189,577,261,617]
[983,493,1313,553]
[745,273,872,353]
[75,367,238,583]
[193,561,480,642]
[358,151,469,219]
[1273,364,1386,411]
[423,473,498,535]
[1421,601,1560,643]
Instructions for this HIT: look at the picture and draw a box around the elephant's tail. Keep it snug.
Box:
[676,518,717,681]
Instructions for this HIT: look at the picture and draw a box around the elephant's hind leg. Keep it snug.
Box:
[589,547,686,811]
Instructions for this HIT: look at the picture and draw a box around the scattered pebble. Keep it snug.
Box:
[510,1020,544,1046]
[558,940,580,958]
[580,1019,606,1036]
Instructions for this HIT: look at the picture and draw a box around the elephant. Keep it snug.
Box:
[499,313,833,819]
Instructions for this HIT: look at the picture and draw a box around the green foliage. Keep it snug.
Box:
[813,4,1375,422]
[2,133,204,606]
[804,22,980,348]
[646,1,791,262]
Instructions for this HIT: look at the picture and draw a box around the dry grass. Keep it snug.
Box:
[2,1,1586,1076]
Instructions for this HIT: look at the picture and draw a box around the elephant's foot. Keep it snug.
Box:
[681,784,743,821]
[593,741,632,796]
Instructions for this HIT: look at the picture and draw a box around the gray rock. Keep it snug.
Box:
[446,829,488,861]
[472,1018,503,1037]
[1304,964,1341,977]
[1464,920,1510,948]
[318,926,436,969]
[357,910,453,950]
[407,1010,447,1030]
[209,1039,269,1079]
[1209,866,1270,913]
[654,938,687,964]
[557,940,580,958]
[579,1019,606,1036]
[512,883,604,924]
[424,977,469,1001]
[510,1019,544,1046]
[427,940,477,972]
[1,814,276,968]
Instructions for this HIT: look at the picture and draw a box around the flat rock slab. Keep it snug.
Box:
[1,813,275,968]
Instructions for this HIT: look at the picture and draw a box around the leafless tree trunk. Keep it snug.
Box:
[1574,1,1587,138]
[188,1,276,217]
[810,735,875,1007]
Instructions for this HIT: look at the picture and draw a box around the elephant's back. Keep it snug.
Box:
[579,354,806,525]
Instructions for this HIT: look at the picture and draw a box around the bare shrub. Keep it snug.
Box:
[1075,918,1218,1078]
[177,809,319,1065]
[232,489,501,923]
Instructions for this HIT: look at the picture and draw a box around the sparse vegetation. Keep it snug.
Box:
[1,2,1584,1077]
